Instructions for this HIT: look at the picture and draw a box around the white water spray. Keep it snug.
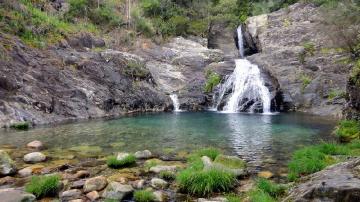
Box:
[170,94,181,112]
[237,26,245,58]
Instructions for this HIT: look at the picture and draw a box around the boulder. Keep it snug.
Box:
[150,165,177,173]
[151,178,168,189]
[74,170,90,179]
[0,150,17,176]
[60,189,82,201]
[26,140,44,150]
[23,152,46,163]
[135,150,153,159]
[83,176,107,193]
[0,188,36,202]
[102,182,133,200]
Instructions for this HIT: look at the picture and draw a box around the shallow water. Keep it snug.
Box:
[0,112,336,174]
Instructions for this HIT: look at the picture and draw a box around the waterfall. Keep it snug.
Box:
[213,26,271,114]
[170,94,181,112]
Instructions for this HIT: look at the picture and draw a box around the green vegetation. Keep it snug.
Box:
[25,175,60,198]
[124,61,150,79]
[9,122,29,130]
[190,147,221,161]
[214,155,246,169]
[350,59,360,87]
[225,194,242,202]
[328,89,346,101]
[134,190,155,202]
[298,42,315,64]
[249,189,276,202]
[205,71,222,93]
[256,178,286,198]
[106,154,136,168]
[300,74,312,91]
[335,120,360,142]
[159,171,176,181]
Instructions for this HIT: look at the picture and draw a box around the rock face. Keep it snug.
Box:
[0,150,17,176]
[243,3,351,118]
[286,158,360,202]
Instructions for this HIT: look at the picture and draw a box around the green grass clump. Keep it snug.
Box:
[226,194,242,202]
[159,171,176,181]
[134,190,155,202]
[328,89,346,101]
[106,154,136,169]
[205,71,222,93]
[300,74,312,91]
[214,155,246,169]
[256,178,286,198]
[191,147,221,161]
[176,168,236,196]
[25,175,60,198]
[9,122,30,130]
[248,189,276,202]
[335,120,360,142]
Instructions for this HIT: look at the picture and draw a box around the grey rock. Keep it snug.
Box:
[151,178,168,189]
[102,182,133,200]
[60,189,82,201]
[23,152,46,163]
[83,176,107,193]
[0,188,36,202]
[116,152,130,161]
[0,150,17,176]
[18,167,33,177]
[135,150,152,159]
[197,197,228,202]
[149,165,177,173]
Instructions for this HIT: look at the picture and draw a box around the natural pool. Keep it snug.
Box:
[0,112,336,175]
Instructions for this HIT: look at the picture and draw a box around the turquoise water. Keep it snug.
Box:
[0,112,336,173]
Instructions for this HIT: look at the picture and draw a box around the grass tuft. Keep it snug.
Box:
[256,178,286,198]
[25,175,60,198]
[9,122,30,130]
[106,154,136,169]
[335,120,360,142]
[134,190,155,202]
[159,171,176,181]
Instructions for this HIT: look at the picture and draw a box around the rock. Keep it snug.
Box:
[153,190,167,202]
[18,165,45,177]
[86,191,100,201]
[71,179,86,189]
[102,182,133,200]
[26,140,44,150]
[74,170,90,179]
[135,150,153,159]
[0,176,16,185]
[0,150,17,176]
[257,171,274,179]
[131,179,145,189]
[23,152,46,163]
[208,19,238,58]
[83,176,107,193]
[0,188,36,202]
[69,199,84,202]
[286,158,360,201]
[151,178,168,189]
[117,152,130,161]
[197,197,228,202]
[60,189,82,201]
[150,165,177,173]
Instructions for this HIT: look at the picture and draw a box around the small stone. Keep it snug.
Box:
[197,197,228,202]
[0,150,17,176]
[60,189,82,201]
[69,199,84,202]
[23,152,46,163]
[75,170,90,179]
[83,176,107,193]
[86,191,100,201]
[117,152,130,161]
[26,140,44,150]
[71,179,86,189]
[258,171,274,179]
[102,182,134,200]
[0,188,36,202]
[135,150,152,159]
[18,165,45,177]
[132,179,145,189]
[151,178,168,189]
[153,190,166,202]
[150,165,177,173]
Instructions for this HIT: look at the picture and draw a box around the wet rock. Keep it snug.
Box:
[135,150,153,159]
[150,165,177,173]
[23,152,46,163]
[0,150,17,176]
[18,165,45,177]
[0,188,36,202]
[83,176,107,193]
[60,189,82,201]
[86,190,100,201]
[258,171,274,179]
[153,190,167,202]
[102,182,134,200]
[131,179,145,189]
[286,158,360,201]
[151,178,168,189]
[26,140,44,150]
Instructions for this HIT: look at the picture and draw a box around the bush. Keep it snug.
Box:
[107,154,136,168]
[134,190,155,202]
[159,171,176,181]
[168,15,190,36]
[90,6,122,27]
[256,178,286,198]
[132,8,155,37]
[205,71,222,93]
[25,175,60,198]
[188,20,209,37]
[335,120,360,142]
[176,168,236,196]
[10,122,30,130]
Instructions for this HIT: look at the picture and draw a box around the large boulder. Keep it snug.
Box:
[286,158,360,201]
[102,182,133,200]
[0,150,17,176]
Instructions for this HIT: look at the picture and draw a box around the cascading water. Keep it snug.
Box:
[170,94,181,112]
[213,26,272,114]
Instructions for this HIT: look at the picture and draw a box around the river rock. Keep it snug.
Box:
[131,179,145,189]
[197,197,228,202]
[151,178,168,189]
[23,152,46,163]
[135,150,152,159]
[0,176,16,185]
[26,140,44,150]
[60,189,82,201]
[117,152,130,161]
[71,179,86,189]
[153,190,167,202]
[83,176,107,193]
[0,188,36,202]
[86,191,100,201]
[0,150,17,176]
[102,182,133,200]
[149,165,177,173]
[74,170,90,179]
[18,165,45,177]
[286,158,360,201]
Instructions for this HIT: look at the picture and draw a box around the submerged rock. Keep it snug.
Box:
[135,150,153,159]
[26,140,44,150]
[102,182,133,200]
[83,176,108,193]
[23,152,46,163]
[0,150,17,176]
[117,152,131,161]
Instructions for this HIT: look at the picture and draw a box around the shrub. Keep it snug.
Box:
[134,190,155,202]
[256,178,286,198]
[335,120,360,142]
[107,154,136,168]
[159,171,176,181]
[168,15,190,36]
[10,122,30,130]
[300,74,312,91]
[132,8,155,37]
[90,6,122,27]
[125,61,150,79]
[176,168,236,196]
[25,175,60,198]
[205,71,221,93]
[188,20,209,37]
[350,59,360,87]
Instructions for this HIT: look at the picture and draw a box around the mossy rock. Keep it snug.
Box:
[214,155,246,169]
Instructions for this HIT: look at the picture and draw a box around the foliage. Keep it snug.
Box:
[134,190,155,202]
[190,147,221,161]
[256,178,286,198]
[249,189,276,202]
[159,171,176,180]
[350,59,360,87]
[328,89,346,101]
[226,194,242,202]
[132,8,155,37]
[214,155,246,169]
[25,175,60,198]
[298,42,316,64]
[335,120,360,142]
[125,61,150,79]
[106,154,136,168]
[300,74,312,91]
[205,71,222,93]
[9,122,29,130]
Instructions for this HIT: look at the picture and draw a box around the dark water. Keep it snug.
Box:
[0,112,336,174]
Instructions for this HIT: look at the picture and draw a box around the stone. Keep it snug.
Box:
[23,152,46,163]
[26,140,44,150]
[60,189,82,201]
[86,191,100,201]
[0,150,17,176]
[151,178,168,189]
[0,176,16,185]
[150,165,177,173]
[74,170,90,179]
[71,179,86,189]
[83,176,107,193]
[102,182,134,200]
[202,155,247,177]
[69,199,84,202]
[197,197,228,202]
[258,171,274,179]
[117,152,130,161]
[18,165,45,177]
[131,179,145,189]
[153,190,167,202]
[135,150,153,159]
[0,188,36,202]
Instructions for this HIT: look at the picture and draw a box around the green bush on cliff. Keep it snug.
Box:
[335,120,360,142]
[107,154,136,168]
[205,71,222,93]
[25,175,60,198]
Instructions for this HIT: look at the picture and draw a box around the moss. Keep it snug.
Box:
[25,175,60,198]
[335,120,360,142]
[134,190,155,202]
[189,147,221,161]
[9,122,30,130]
[214,155,246,169]
[107,154,136,169]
